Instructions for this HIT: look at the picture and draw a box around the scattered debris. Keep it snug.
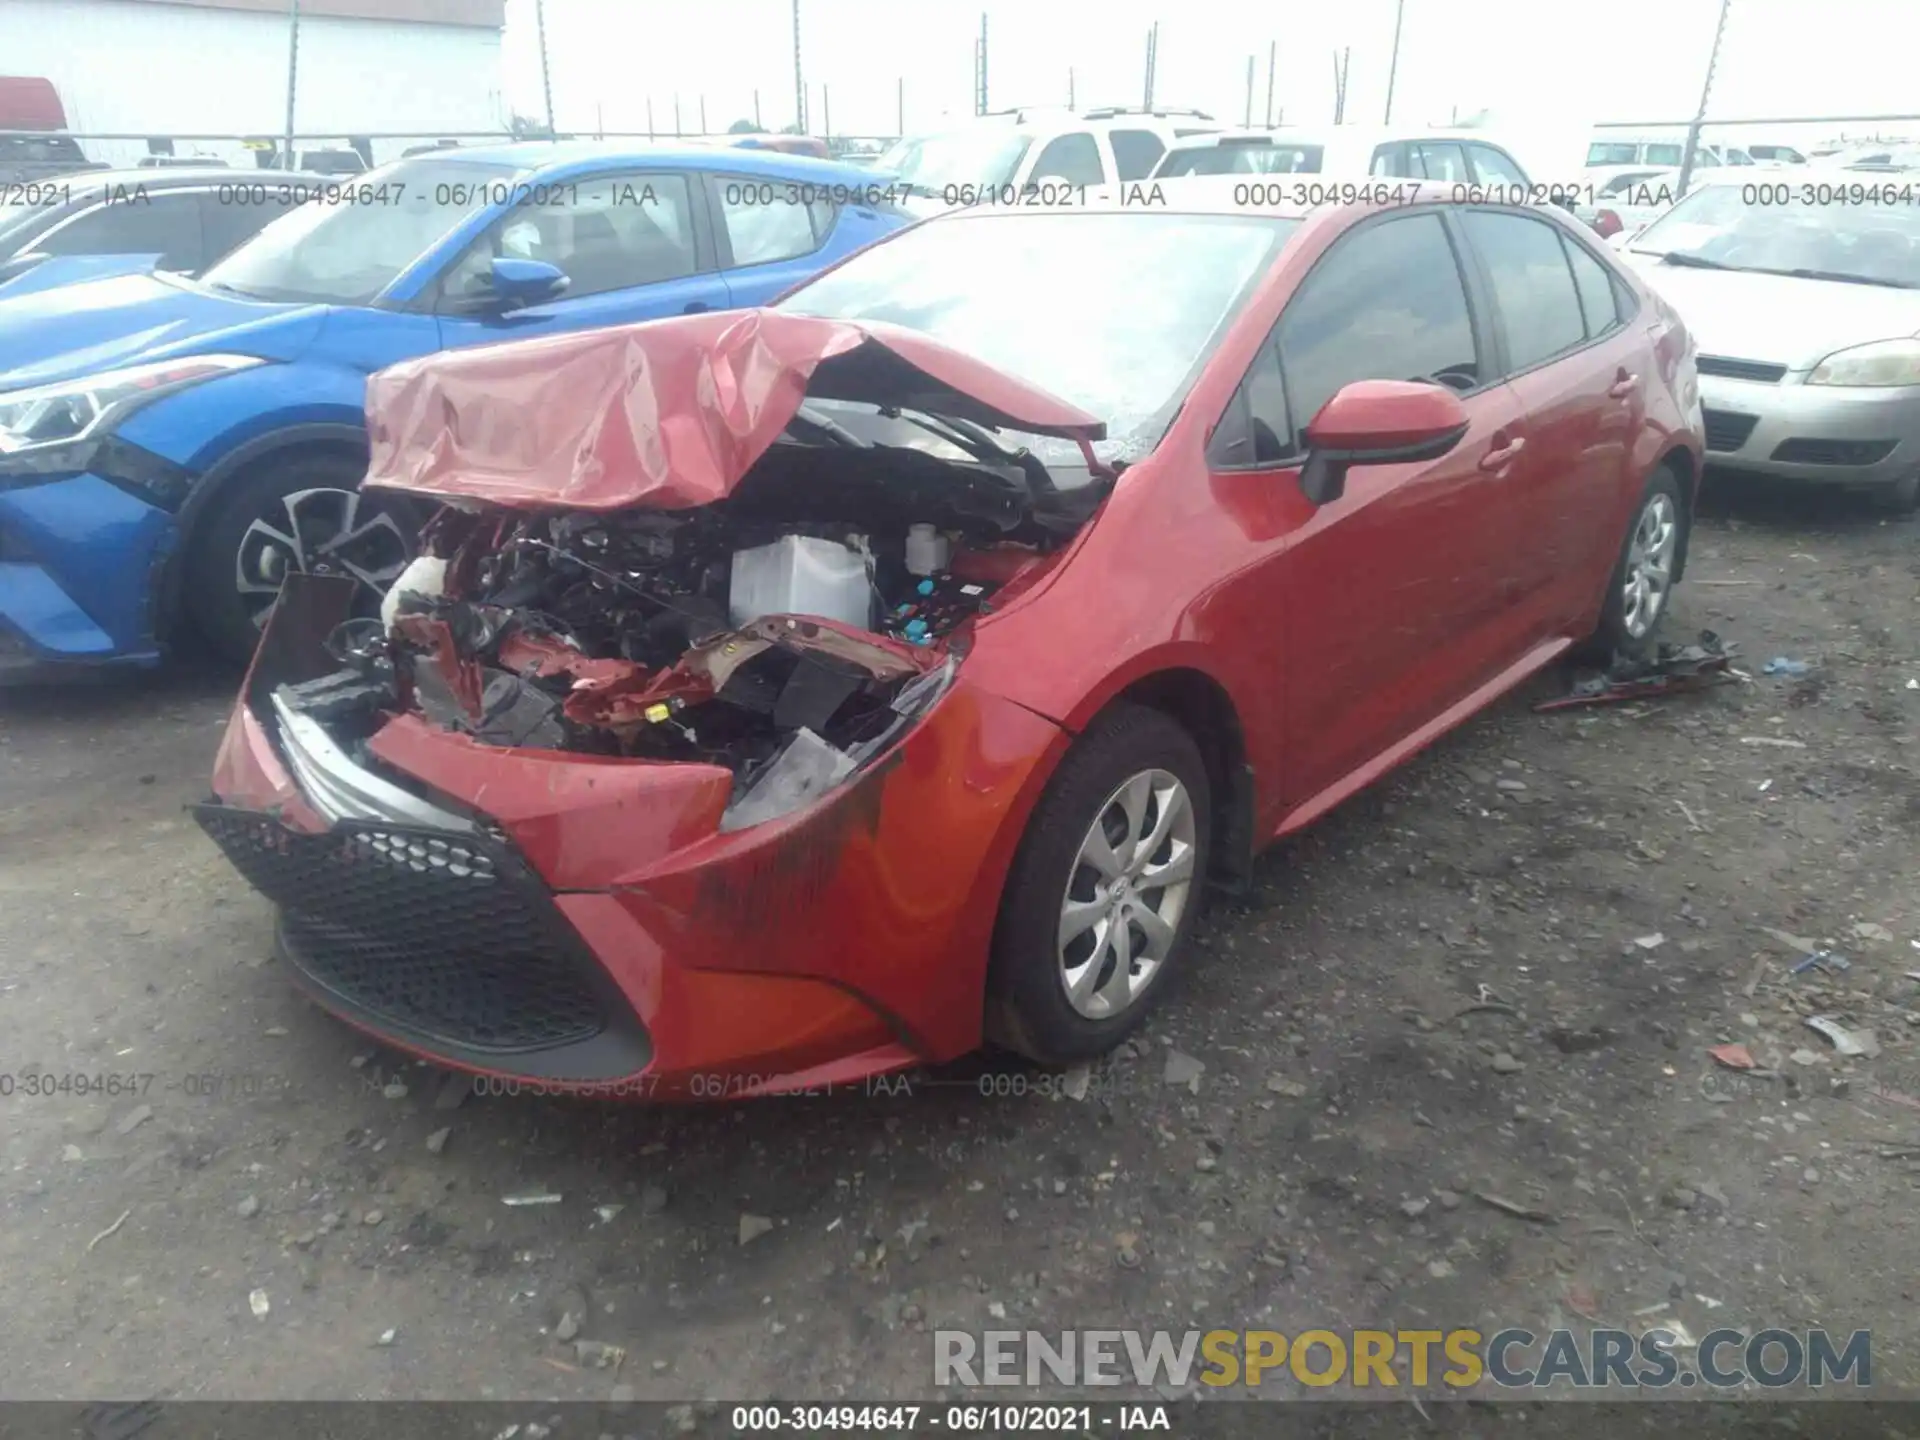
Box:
[502,1192,563,1207]
[1060,1064,1091,1101]
[1791,950,1849,975]
[574,1340,625,1369]
[425,1127,452,1155]
[1760,926,1820,957]
[1399,1198,1430,1219]
[1851,922,1897,945]
[594,1204,625,1225]
[1474,1191,1555,1224]
[739,1213,775,1246]
[1761,657,1810,677]
[1163,1049,1205,1090]
[1708,1044,1756,1071]
[1266,1075,1309,1098]
[1805,1016,1878,1058]
[86,1208,132,1252]
[375,1328,397,1346]
[1534,632,1734,712]
[114,1105,153,1137]
[1633,933,1667,951]
[381,1078,408,1100]
[248,1288,270,1319]
[236,1195,260,1219]
[1740,735,1806,749]
[1489,1052,1524,1075]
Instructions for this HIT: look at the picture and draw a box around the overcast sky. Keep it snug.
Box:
[497,0,1919,149]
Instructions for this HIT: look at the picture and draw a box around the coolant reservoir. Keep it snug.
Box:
[729,536,872,629]
[380,554,448,631]
[905,523,950,577]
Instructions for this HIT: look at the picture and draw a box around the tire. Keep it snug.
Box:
[1590,466,1688,662]
[1871,471,1920,516]
[986,703,1212,1065]
[184,452,416,667]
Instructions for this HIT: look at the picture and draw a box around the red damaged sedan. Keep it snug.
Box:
[195,180,1704,1096]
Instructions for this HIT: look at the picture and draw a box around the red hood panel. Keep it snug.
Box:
[362,309,1106,511]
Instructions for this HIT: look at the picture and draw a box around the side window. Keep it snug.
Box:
[39,192,204,271]
[1209,336,1292,469]
[446,172,700,304]
[1459,211,1587,371]
[1109,129,1166,181]
[1562,235,1624,339]
[1276,213,1479,449]
[715,175,825,268]
[1369,142,1409,177]
[199,190,301,266]
[1467,144,1528,186]
[1029,133,1103,184]
[1644,143,1683,166]
[1410,142,1472,182]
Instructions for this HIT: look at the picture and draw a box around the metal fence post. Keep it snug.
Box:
[1677,0,1733,200]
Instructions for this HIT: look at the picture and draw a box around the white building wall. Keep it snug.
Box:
[1,0,506,168]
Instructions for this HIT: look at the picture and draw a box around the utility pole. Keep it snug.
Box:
[672,94,681,137]
[1244,56,1254,127]
[1383,0,1405,124]
[1067,67,1075,109]
[1265,41,1276,128]
[791,0,807,131]
[282,0,300,169]
[974,12,988,116]
[699,97,707,135]
[534,0,555,134]
[1677,0,1733,199]
[1143,23,1158,110]
[646,97,655,140]
[821,84,830,140]
[1331,47,1350,124]
[897,76,904,135]
[754,89,762,129]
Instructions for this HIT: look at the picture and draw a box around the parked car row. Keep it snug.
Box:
[5,114,1912,1099]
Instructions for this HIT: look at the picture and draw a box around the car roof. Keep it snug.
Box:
[429,139,887,182]
[917,174,1554,222]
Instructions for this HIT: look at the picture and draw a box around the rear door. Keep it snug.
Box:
[704,171,842,306]
[1022,131,1107,186]
[1253,209,1530,805]
[1108,128,1168,181]
[1453,208,1648,638]
[433,168,729,347]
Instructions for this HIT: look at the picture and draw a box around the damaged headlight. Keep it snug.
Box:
[719,654,959,833]
[0,354,266,455]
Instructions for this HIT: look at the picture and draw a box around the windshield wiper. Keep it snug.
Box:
[1656,252,1735,270]
[880,406,1020,464]
[1775,267,1916,289]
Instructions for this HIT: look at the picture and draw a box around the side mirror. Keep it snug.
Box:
[477,256,569,314]
[1297,380,1470,506]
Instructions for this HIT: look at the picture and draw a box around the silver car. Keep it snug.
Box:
[1620,182,1920,510]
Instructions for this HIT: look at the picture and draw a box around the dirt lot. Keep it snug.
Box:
[1,477,1916,1409]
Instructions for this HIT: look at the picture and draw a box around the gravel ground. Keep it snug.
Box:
[0,477,1915,1407]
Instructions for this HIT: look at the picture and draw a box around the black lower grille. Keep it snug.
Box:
[1770,437,1898,466]
[194,805,646,1071]
[1702,409,1759,452]
[1697,355,1787,383]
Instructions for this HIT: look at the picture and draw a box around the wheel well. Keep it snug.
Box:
[157,436,373,647]
[1656,445,1698,582]
[1108,669,1256,893]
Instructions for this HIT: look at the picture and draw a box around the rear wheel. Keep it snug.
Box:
[986,704,1211,1065]
[1590,467,1687,661]
[185,453,416,666]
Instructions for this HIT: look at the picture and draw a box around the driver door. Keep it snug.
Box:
[433,170,729,349]
[1262,211,1530,810]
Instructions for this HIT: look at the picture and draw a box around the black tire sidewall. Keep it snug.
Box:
[987,704,1212,1065]
[184,453,396,666]
[1595,467,1688,662]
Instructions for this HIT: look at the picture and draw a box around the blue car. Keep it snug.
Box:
[0,143,912,672]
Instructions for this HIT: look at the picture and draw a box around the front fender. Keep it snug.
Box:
[113,360,372,473]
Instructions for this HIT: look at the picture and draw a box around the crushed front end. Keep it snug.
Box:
[194,311,1098,1095]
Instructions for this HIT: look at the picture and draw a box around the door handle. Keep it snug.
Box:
[1479,437,1526,471]
[1609,372,1640,399]
[683,301,712,314]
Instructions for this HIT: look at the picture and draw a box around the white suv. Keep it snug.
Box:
[879,107,1222,213]
[1150,126,1538,189]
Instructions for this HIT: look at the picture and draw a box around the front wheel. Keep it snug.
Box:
[1591,467,1687,661]
[185,453,417,666]
[986,704,1211,1065]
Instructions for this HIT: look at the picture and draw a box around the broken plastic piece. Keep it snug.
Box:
[1761,656,1810,677]
[1534,631,1735,712]
[720,727,857,832]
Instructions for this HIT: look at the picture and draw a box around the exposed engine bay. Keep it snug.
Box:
[272,421,1103,831]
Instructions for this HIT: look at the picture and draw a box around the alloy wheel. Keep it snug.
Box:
[233,487,413,629]
[1057,768,1198,1020]
[1620,491,1677,639]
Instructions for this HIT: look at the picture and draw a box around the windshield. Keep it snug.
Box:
[875,131,1033,193]
[778,211,1298,465]
[200,157,518,304]
[1629,185,1920,287]
[1158,144,1321,177]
